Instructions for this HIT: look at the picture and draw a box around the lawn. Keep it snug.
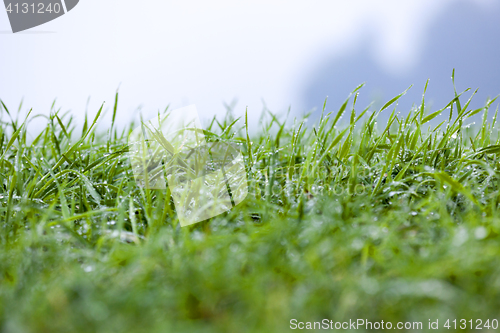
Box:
[1,76,500,332]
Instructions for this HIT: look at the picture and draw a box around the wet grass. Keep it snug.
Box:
[1,74,500,332]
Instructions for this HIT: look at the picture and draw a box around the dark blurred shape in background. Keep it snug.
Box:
[304,1,500,116]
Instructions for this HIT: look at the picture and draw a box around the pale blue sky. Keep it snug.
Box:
[0,0,498,132]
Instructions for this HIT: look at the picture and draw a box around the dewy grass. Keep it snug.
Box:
[1,77,500,332]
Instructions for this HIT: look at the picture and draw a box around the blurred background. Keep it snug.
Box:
[0,0,499,132]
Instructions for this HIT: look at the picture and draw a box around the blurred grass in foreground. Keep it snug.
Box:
[1,74,500,332]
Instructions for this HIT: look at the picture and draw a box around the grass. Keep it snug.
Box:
[2,74,500,332]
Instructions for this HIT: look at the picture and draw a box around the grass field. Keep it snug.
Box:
[1,76,500,332]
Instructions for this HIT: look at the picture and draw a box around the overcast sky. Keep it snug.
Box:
[0,0,498,132]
